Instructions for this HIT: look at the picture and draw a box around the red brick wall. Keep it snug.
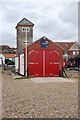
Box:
[68,50,80,57]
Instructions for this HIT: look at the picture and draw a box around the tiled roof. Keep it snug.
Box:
[55,42,76,51]
[3,54,16,58]
[17,18,34,26]
[0,45,10,50]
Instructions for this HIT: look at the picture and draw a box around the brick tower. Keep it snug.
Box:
[16,18,34,54]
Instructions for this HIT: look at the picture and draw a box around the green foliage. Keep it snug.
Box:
[7,60,14,65]
[5,59,10,64]
[68,56,80,67]
[5,59,14,65]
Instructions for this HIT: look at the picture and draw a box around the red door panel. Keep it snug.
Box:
[28,49,43,77]
[45,50,59,77]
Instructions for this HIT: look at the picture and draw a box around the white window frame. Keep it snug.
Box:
[73,51,76,55]
[77,51,79,55]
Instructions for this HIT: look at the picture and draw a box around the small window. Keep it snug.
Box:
[26,27,30,32]
[66,44,68,46]
[22,27,30,32]
[22,41,26,44]
[73,51,75,55]
[22,41,29,44]
[22,27,26,32]
[77,51,79,55]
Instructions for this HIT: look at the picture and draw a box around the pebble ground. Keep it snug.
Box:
[2,69,78,118]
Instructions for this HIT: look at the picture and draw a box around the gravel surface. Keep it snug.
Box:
[2,69,78,118]
[0,68,2,119]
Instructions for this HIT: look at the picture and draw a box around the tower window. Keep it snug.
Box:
[22,27,26,32]
[22,27,30,32]
[22,41,29,44]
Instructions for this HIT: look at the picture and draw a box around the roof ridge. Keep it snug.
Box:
[54,42,65,50]
[27,36,65,50]
[17,18,34,26]
[68,41,79,50]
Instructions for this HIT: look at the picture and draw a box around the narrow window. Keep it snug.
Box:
[73,51,75,55]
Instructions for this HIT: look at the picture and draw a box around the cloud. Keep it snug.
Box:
[5,9,21,23]
[59,3,78,27]
[0,2,78,47]
[2,32,16,47]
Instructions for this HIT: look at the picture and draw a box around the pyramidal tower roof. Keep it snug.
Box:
[16,18,34,27]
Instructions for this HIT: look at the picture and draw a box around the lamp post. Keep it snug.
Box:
[25,27,30,77]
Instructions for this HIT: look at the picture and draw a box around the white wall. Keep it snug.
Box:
[15,57,18,72]
[20,53,24,75]
[0,54,5,65]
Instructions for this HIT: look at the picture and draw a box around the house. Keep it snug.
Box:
[0,45,10,51]
[0,53,16,66]
[3,54,16,61]
[68,42,80,57]
[0,45,17,53]
[55,41,80,59]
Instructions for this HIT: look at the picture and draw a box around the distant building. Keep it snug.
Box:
[3,54,16,61]
[68,42,80,57]
[0,53,16,66]
[0,45,10,53]
[0,45,17,53]
[55,42,80,59]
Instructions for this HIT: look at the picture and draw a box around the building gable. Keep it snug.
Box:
[27,36,64,54]
[69,42,80,50]
[16,18,34,27]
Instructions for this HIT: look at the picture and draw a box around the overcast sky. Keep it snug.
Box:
[0,0,78,47]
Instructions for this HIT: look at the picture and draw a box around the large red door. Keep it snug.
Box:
[28,50,43,77]
[28,49,59,77]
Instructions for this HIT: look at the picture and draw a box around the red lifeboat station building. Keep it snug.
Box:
[15,18,65,77]
[18,36,64,77]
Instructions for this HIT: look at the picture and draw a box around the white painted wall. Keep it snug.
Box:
[6,57,15,61]
[20,53,24,75]
[0,54,5,65]
[15,57,18,72]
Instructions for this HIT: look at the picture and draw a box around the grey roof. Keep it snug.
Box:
[17,18,34,26]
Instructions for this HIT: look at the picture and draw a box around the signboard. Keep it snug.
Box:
[40,39,48,48]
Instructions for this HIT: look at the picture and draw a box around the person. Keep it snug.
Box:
[73,60,76,70]
[62,60,68,77]
[66,60,71,70]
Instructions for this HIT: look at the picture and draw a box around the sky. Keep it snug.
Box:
[0,0,78,48]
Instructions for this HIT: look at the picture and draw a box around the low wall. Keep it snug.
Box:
[65,70,78,78]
